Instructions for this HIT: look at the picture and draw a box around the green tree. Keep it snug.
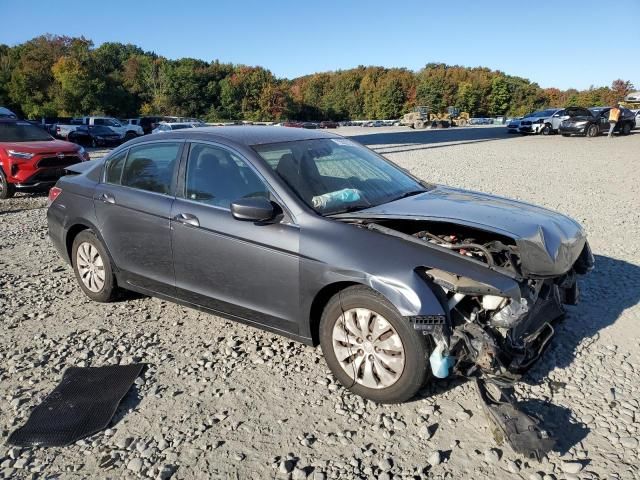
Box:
[488,77,510,116]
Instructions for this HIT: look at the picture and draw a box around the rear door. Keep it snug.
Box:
[171,142,301,333]
[93,141,184,295]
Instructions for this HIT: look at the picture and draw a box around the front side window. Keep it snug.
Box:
[254,138,427,215]
[185,143,269,208]
[120,143,181,194]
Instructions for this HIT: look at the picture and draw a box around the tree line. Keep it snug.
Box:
[0,35,635,121]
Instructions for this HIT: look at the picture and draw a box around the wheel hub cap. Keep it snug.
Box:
[76,242,105,293]
[331,308,406,389]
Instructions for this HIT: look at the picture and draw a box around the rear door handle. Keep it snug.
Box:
[173,213,200,227]
[99,193,115,204]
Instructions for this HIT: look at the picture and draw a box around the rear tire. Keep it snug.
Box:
[124,132,137,141]
[0,168,16,200]
[541,124,551,135]
[71,230,120,302]
[586,124,599,137]
[621,122,632,135]
[319,286,431,404]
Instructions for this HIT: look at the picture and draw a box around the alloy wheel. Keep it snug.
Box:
[331,308,406,389]
[76,242,106,292]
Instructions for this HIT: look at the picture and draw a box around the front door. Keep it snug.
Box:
[93,141,183,295]
[171,142,301,334]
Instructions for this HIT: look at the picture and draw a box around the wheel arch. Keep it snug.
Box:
[306,273,446,346]
[308,281,360,345]
[64,220,118,272]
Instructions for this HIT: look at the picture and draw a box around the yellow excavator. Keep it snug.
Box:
[400,106,469,129]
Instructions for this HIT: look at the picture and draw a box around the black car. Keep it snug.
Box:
[68,125,123,147]
[559,106,636,137]
[47,127,593,407]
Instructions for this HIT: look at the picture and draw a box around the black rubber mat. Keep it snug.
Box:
[8,364,144,447]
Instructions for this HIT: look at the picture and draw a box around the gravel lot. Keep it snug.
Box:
[1,126,639,479]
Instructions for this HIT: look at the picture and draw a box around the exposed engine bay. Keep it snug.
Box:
[348,218,594,459]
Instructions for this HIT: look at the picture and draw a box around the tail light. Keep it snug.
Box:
[48,186,62,206]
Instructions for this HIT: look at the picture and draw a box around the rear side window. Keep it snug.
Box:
[105,151,127,184]
[121,143,181,194]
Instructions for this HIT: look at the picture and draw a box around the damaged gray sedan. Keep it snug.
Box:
[48,127,593,457]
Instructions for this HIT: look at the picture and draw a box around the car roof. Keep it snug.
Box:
[136,126,339,146]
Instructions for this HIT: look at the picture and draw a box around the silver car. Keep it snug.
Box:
[518,109,563,135]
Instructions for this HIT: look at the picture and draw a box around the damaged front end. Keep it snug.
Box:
[363,220,594,459]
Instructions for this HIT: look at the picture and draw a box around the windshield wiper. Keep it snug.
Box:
[325,204,371,216]
[391,189,427,202]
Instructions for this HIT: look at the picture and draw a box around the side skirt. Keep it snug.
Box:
[121,282,314,346]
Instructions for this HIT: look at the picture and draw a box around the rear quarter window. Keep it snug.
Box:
[104,150,128,185]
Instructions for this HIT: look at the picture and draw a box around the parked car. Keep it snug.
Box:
[633,110,640,129]
[151,122,199,134]
[506,117,523,133]
[126,116,164,135]
[559,107,636,137]
[68,125,123,147]
[0,118,89,199]
[48,126,592,411]
[518,109,562,135]
[319,121,339,129]
[0,107,18,119]
[56,117,143,141]
[468,118,493,125]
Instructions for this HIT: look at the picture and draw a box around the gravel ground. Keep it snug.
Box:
[1,126,639,480]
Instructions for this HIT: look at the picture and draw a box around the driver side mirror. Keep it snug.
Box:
[231,197,276,222]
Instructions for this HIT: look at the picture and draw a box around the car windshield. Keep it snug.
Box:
[532,109,557,117]
[171,124,191,130]
[0,121,53,142]
[254,138,429,215]
[102,118,121,127]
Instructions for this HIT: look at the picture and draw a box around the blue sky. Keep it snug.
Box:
[1,1,638,90]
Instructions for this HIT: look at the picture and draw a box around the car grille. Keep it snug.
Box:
[38,156,80,168]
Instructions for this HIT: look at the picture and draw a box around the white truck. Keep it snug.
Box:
[56,116,143,141]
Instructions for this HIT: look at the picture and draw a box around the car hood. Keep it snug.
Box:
[336,185,588,277]
[0,139,80,154]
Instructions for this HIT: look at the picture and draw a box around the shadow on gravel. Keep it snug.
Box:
[350,126,516,151]
[110,383,144,427]
[526,254,640,383]
[519,399,589,456]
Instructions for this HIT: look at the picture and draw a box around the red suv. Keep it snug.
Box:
[0,119,90,199]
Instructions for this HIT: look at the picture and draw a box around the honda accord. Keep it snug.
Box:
[47,127,593,407]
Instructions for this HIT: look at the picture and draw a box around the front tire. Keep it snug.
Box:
[586,124,599,137]
[0,168,16,199]
[319,286,431,403]
[72,230,119,302]
[541,124,551,135]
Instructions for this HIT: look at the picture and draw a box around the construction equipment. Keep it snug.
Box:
[400,106,431,129]
[400,106,470,129]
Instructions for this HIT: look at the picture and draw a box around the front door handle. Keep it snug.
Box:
[173,213,200,227]
[99,193,115,204]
